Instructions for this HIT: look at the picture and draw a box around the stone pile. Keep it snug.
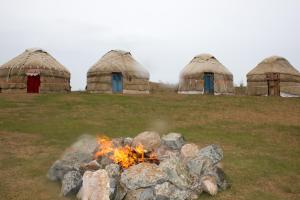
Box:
[47,132,229,200]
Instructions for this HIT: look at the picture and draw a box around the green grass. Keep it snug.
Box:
[0,93,299,200]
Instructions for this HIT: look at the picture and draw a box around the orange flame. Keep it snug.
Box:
[94,137,158,169]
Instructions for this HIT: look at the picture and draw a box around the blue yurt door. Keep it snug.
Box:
[112,72,123,93]
[204,72,214,94]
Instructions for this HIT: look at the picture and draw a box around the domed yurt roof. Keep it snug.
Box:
[180,53,232,78]
[87,50,150,79]
[247,56,300,76]
[0,48,70,77]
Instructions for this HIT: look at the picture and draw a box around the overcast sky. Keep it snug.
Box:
[0,0,299,90]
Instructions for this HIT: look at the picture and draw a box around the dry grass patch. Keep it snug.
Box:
[0,132,67,200]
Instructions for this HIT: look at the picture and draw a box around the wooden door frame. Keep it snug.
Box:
[266,73,280,96]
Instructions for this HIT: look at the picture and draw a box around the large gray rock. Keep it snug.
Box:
[80,160,101,173]
[77,169,110,200]
[124,188,155,200]
[186,156,214,178]
[105,164,121,199]
[113,183,127,200]
[197,145,223,165]
[61,170,82,196]
[161,133,185,150]
[105,163,121,179]
[120,163,167,190]
[98,156,114,168]
[213,167,230,191]
[154,182,191,200]
[155,145,180,161]
[180,143,199,162]
[159,156,192,190]
[47,135,98,181]
[132,131,161,151]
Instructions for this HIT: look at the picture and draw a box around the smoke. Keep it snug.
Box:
[146,119,171,134]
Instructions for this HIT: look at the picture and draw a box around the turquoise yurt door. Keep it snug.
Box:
[112,72,123,93]
[204,72,214,94]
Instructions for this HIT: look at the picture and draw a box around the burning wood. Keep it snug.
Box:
[94,137,159,169]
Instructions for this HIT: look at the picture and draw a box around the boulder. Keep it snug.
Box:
[214,167,230,190]
[154,182,191,200]
[77,169,110,200]
[105,163,121,179]
[180,143,199,162]
[113,182,127,200]
[98,156,114,168]
[159,156,192,190]
[123,137,133,146]
[155,145,180,161]
[105,164,121,199]
[47,135,98,181]
[120,163,167,190]
[80,160,101,173]
[48,160,74,181]
[186,156,214,178]
[61,170,82,196]
[132,131,161,151]
[161,133,185,150]
[124,188,155,200]
[197,145,223,165]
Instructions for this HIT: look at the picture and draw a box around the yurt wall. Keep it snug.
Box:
[179,74,233,94]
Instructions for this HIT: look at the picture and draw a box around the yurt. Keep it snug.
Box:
[87,50,150,94]
[247,56,300,97]
[0,48,71,93]
[178,54,234,95]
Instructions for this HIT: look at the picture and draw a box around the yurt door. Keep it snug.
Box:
[27,75,40,93]
[112,72,123,93]
[266,73,280,96]
[204,73,214,94]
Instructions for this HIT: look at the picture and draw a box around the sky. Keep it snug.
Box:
[0,0,299,90]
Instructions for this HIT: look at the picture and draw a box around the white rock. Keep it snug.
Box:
[180,143,199,162]
[132,131,161,151]
[201,176,218,196]
[77,169,110,200]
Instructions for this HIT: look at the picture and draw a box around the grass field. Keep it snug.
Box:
[0,93,299,200]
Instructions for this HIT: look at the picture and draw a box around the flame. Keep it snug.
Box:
[94,137,158,169]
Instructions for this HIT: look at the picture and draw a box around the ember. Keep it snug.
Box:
[95,137,159,169]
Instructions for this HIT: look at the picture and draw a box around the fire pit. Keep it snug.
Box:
[47,131,229,200]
